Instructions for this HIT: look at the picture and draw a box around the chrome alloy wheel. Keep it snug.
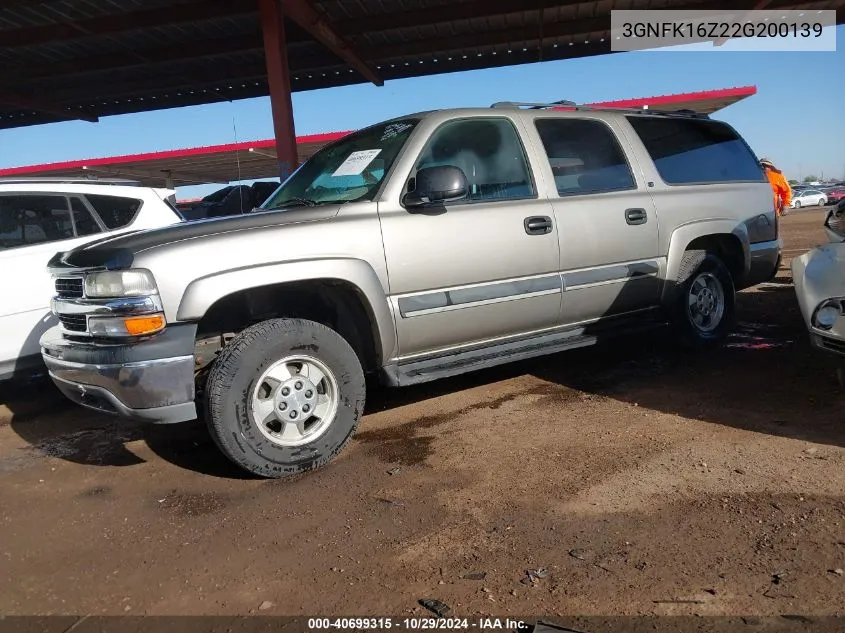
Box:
[687,272,726,334]
[250,355,339,447]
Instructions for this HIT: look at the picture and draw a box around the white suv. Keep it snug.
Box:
[0,178,183,380]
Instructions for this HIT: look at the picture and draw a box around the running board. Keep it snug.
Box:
[381,311,665,387]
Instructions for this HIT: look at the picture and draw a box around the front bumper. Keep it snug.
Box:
[40,323,198,424]
[791,244,845,359]
[807,333,845,357]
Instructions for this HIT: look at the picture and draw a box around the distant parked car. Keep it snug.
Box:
[823,185,845,205]
[0,178,183,380]
[790,189,828,208]
[179,181,280,221]
[824,199,845,242]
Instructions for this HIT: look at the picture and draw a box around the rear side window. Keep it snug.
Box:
[626,116,765,185]
[0,194,100,250]
[84,193,142,229]
[534,118,636,196]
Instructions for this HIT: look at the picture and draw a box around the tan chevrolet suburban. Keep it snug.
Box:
[39,102,781,478]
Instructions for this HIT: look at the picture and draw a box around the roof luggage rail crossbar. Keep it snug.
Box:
[490,101,710,118]
[0,176,143,186]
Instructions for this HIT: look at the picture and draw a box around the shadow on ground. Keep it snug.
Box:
[3,273,843,478]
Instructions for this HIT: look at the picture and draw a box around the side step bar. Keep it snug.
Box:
[381,311,665,387]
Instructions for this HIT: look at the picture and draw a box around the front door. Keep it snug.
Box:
[378,116,561,359]
[523,115,661,325]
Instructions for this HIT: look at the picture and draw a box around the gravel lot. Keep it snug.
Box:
[0,208,842,623]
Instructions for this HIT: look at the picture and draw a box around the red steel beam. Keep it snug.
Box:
[279,0,382,86]
[260,0,299,180]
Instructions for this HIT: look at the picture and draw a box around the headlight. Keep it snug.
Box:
[84,269,157,298]
[813,300,842,330]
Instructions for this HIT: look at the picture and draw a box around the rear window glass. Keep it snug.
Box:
[626,116,766,185]
[84,193,142,229]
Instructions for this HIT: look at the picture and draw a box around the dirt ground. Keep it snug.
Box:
[0,209,843,623]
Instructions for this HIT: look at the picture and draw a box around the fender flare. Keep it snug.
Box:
[662,219,750,301]
[176,258,397,364]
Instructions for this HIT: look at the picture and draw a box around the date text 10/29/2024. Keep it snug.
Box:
[307,618,530,631]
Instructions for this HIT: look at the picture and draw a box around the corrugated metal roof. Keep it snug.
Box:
[0,0,838,129]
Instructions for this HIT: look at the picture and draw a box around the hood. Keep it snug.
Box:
[47,205,341,271]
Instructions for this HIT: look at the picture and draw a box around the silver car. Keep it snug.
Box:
[39,103,781,478]
[792,199,845,357]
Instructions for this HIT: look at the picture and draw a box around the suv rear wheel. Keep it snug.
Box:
[672,250,735,347]
[205,318,366,478]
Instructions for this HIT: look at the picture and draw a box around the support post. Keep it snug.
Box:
[259,0,298,181]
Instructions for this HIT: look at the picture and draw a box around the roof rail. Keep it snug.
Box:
[490,101,710,118]
[0,176,143,186]
[491,100,576,109]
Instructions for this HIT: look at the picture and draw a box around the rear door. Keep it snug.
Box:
[521,114,661,325]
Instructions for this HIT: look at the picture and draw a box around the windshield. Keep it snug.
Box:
[261,119,420,210]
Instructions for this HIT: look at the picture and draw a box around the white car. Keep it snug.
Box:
[791,189,828,208]
[0,178,183,380]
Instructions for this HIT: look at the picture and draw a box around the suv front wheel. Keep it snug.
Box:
[205,318,366,478]
[672,250,736,347]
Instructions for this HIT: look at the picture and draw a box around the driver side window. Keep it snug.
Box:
[414,118,535,203]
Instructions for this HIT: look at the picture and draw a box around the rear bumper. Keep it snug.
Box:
[744,238,782,287]
[40,324,197,424]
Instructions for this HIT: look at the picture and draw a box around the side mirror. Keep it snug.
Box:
[403,165,468,209]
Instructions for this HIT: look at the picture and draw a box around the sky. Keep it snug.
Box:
[0,24,842,199]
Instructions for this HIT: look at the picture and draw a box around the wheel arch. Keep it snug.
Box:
[178,259,397,368]
[662,221,749,302]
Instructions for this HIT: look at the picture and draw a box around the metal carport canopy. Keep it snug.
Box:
[0,86,758,188]
[0,0,839,130]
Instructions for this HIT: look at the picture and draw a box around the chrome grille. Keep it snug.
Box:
[58,314,87,332]
[55,277,84,298]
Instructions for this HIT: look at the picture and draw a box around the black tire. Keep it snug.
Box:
[204,318,366,479]
[794,200,802,209]
[818,198,826,207]
[672,250,735,348]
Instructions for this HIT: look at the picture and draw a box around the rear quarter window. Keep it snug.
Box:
[626,116,766,185]
[83,193,143,229]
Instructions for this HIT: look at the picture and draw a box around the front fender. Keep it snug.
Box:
[176,258,398,364]
[662,219,750,301]
[791,243,845,341]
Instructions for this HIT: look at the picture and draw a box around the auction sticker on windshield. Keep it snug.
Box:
[332,149,382,177]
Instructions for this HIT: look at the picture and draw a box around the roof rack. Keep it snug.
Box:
[490,101,710,118]
[0,176,143,186]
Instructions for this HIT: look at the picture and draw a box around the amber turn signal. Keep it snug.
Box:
[123,314,166,336]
